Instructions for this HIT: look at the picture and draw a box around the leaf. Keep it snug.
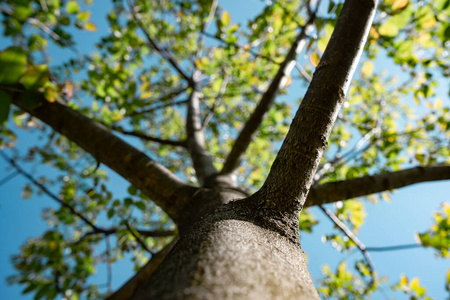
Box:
[0,47,27,84]
[310,52,321,67]
[77,11,91,22]
[135,201,146,211]
[21,64,49,90]
[392,0,408,10]
[66,1,80,14]
[84,22,97,32]
[0,91,12,125]
[221,11,230,26]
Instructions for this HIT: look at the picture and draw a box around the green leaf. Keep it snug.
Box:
[66,1,80,14]
[135,201,146,211]
[0,91,12,125]
[0,47,27,84]
[77,11,91,22]
[21,65,49,90]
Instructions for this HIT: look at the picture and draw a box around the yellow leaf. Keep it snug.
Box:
[414,94,420,104]
[310,52,321,67]
[85,22,97,32]
[360,61,374,77]
[381,193,391,202]
[221,11,230,26]
[400,274,408,285]
[392,0,408,10]
[434,98,442,109]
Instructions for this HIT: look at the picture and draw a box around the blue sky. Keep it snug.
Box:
[1,0,449,299]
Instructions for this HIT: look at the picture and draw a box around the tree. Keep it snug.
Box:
[0,0,449,298]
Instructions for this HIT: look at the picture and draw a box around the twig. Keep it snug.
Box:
[106,236,113,292]
[125,222,154,255]
[127,0,194,85]
[111,125,188,148]
[0,150,103,232]
[319,204,376,289]
[202,75,229,129]
[0,170,19,187]
[366,244,420,252]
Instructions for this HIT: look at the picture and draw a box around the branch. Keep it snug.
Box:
[305,165,450,207]
[111,125,187,148]
[257,0,378,213]
[125,222,154,255]
[127,0,194,85]
[319,205,376,289]
[8,87,192,224]
[366,244,420,252]
[106,237,179,300]
[220,13,316,175]
[0,150,102,232]
[186,89,217,185]
[126,88,188,117]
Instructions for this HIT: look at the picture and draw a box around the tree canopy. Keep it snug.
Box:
[0,0,449,299]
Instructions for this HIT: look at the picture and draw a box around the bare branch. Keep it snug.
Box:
[319,205,376,289]
[0,150,102,231]
[127,0,194,85]
[186,89,218,185]
[106,237,179,300]
[220,14,316,175]
[366,244,420,252]
[125,222,154,255]
[126,88,188,117]
[111,125,187,148]
[8,87,192,224]
[0,170,19,187]
[305,165,450,207]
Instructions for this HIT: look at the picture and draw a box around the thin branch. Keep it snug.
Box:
[106,237,179,300]
[128,99,188,117]
[305,165,450,207]
[0,6,81,56]
[196,0,218,60]
[127,0,194,85]
[203,32,281,64]
[8,86,191,224]
[111,125,187,148]
[319,204,376,289]
[220,11,317,175]
[186,89,218,185]
[105,236,113,292]
[0,170,19,187]
[202,75,229,129]
[125,222,154,255]
[126,88,188,117]
[74,227,175,244]
[366,244,421,252]
[0,150,102,232]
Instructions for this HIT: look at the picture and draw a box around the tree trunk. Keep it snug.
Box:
[131,194,319,300]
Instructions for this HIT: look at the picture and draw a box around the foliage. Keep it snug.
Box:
[0,0,449,299]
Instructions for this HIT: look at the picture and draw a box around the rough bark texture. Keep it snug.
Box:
[131,198,319,300]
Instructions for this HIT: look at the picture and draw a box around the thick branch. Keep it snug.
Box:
[257,0,378,213]
[220,15,315,175]
[186,89,217,185]
[305,165,450,207]
[8,88,191,224]
[106,237,179,300]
